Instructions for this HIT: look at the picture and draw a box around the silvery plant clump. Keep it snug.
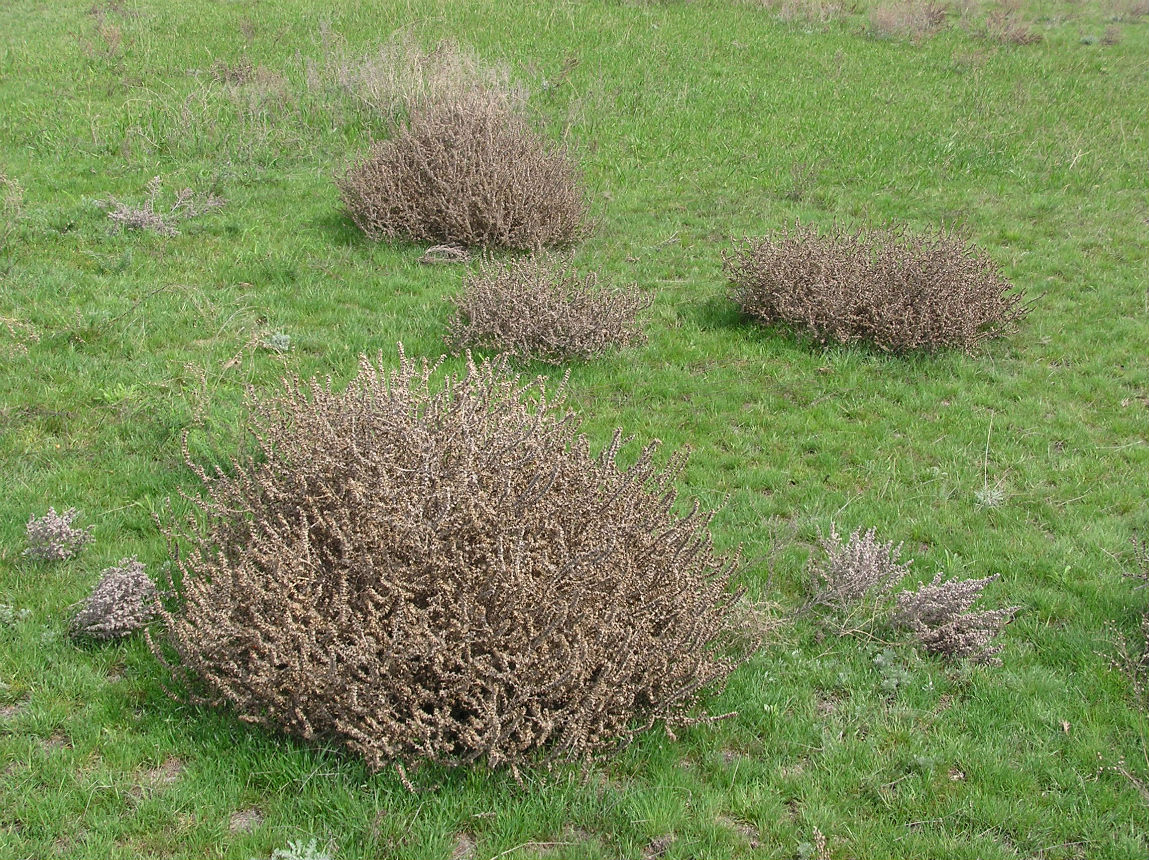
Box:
[23,508,94,562]
[70,558,158,640]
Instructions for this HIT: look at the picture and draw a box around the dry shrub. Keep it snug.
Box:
[0,316,38,357]
[70,557,158,640]
[724,221,1029,353]
[24,507,93,562]
[1109,0,1149,19]
[893,572,1018,663]
[320,30,526,125]
[868,0,949,40]
[1114,538,1149,699]
[763,0,850,26]
[103,176,225,236]
[339,93,588,250]
[445,255,652,365]
[154,348,749,773]
[1,171,22,254]
[808,525,1018,661]
[979,10,1042,44]
[809,525,911,611]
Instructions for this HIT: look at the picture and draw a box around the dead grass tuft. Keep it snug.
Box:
[979,9,1043,44]
[868,0,949,41]
[320,31,527,125]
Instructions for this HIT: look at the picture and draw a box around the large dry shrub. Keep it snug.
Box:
[154,348,748,773]
[724,222,1029,353]
[338,93,589,250]
[445,254,652,365]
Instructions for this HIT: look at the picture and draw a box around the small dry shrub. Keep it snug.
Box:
[154,348,749,773]
[445,255,652,365]
[1,171,23,253]
[868,0,949,40]
[809,525,911,611]
[979,10,1042,44]
[724,221,1029,353]
[339,93,588,249]
[321,30,526,125]
[24,508,93,562]
[1114,538,1149,699]
[808,524,1018,661]
[760,0,850,26]
[103,176,225,236]
[892,572,1018,663]
[1108,0,1149,19]
[0,316,39,357]
[70,557,158,640]
[1101,24,1123,45]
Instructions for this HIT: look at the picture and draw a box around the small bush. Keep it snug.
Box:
[807,524,1018,661]
[103,176,224,236]
[1114,538,1149,698]
[445,254,652,365]
[338,93,589,250]
[868,1,948,41]
[1,171,23,253]
[809,525,911,611]
[979,10,1042,45]
[70,557,158,640]
[155,348,749,773]
[724,222,1029,353]
[23,508,93,562]
[892,572,1018,663]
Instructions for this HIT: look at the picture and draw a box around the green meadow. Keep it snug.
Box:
[0,0,1146,857]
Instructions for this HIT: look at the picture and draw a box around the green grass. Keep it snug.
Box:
[1,0,1147,857]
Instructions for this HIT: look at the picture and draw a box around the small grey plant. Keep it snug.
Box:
[892,572,1019,663]
[103,176,224,237]
[809,524,911,609]
[70,557,158,640]
[261,332,292,353]
[264,839,334,860]
[0,603,32,628]
[23,508,94,562]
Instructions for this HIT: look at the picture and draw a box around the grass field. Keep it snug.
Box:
[1,0,1147,857]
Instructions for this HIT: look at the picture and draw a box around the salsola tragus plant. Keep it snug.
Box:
[445,254,652,364]
[892,572,1019,663]
[338,92,588,250]
[808,524,911,611]
[724,221,1029,353]
[23,507,93,561]
[809,524,1018,661]
[70,557,158,641]
[154,347,750,774]
[102,176,224,236]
